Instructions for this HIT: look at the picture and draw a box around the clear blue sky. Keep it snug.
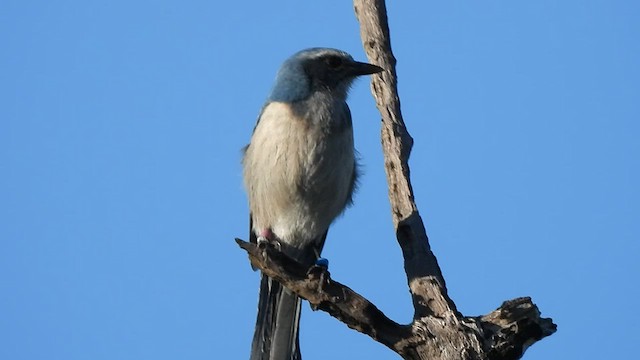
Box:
[2,1,638,359]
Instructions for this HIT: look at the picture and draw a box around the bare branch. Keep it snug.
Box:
[236,239,556,360]
[354,0,456,319]
[236,239,410,351]
[479,297,558,360]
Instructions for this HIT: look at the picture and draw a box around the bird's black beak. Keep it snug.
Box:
[349,61,384,76]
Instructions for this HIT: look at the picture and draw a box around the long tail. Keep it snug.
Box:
[250,274,302,360]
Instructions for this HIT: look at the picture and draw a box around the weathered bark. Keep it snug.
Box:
[237,239,555,359]
[238,0,556,358]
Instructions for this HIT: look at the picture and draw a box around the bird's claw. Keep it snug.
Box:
[308,263,331,311]
[256,237,281,251]
[307,257,330,278]
[308,258,330,288]
[256,236,269,249]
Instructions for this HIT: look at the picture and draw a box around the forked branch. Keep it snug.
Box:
[238,0,556,358]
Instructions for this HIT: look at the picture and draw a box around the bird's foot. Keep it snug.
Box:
[307,257,329,277]
[256,228,280,251]
[308,258,331,311]
[256,234,281,265]
[256,236,270,249]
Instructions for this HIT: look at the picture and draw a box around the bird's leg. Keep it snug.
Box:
[256,228,281,251]
[314,258,329,268]
[307,254,331,311]
[311,246,328,268]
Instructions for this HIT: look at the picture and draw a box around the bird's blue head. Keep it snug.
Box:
[268,48,383,103]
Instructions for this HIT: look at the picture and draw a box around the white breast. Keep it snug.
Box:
[243,101,355,251]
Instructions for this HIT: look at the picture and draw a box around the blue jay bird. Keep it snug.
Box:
[242,48,382,360]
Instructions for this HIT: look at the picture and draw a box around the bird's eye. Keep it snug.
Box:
[325,56,343,69]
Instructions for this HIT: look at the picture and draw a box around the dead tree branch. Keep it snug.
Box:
[236,239,556,359]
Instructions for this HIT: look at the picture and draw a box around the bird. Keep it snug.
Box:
[242,47,383,360]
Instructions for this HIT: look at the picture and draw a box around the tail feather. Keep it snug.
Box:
[251,274,302,360]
